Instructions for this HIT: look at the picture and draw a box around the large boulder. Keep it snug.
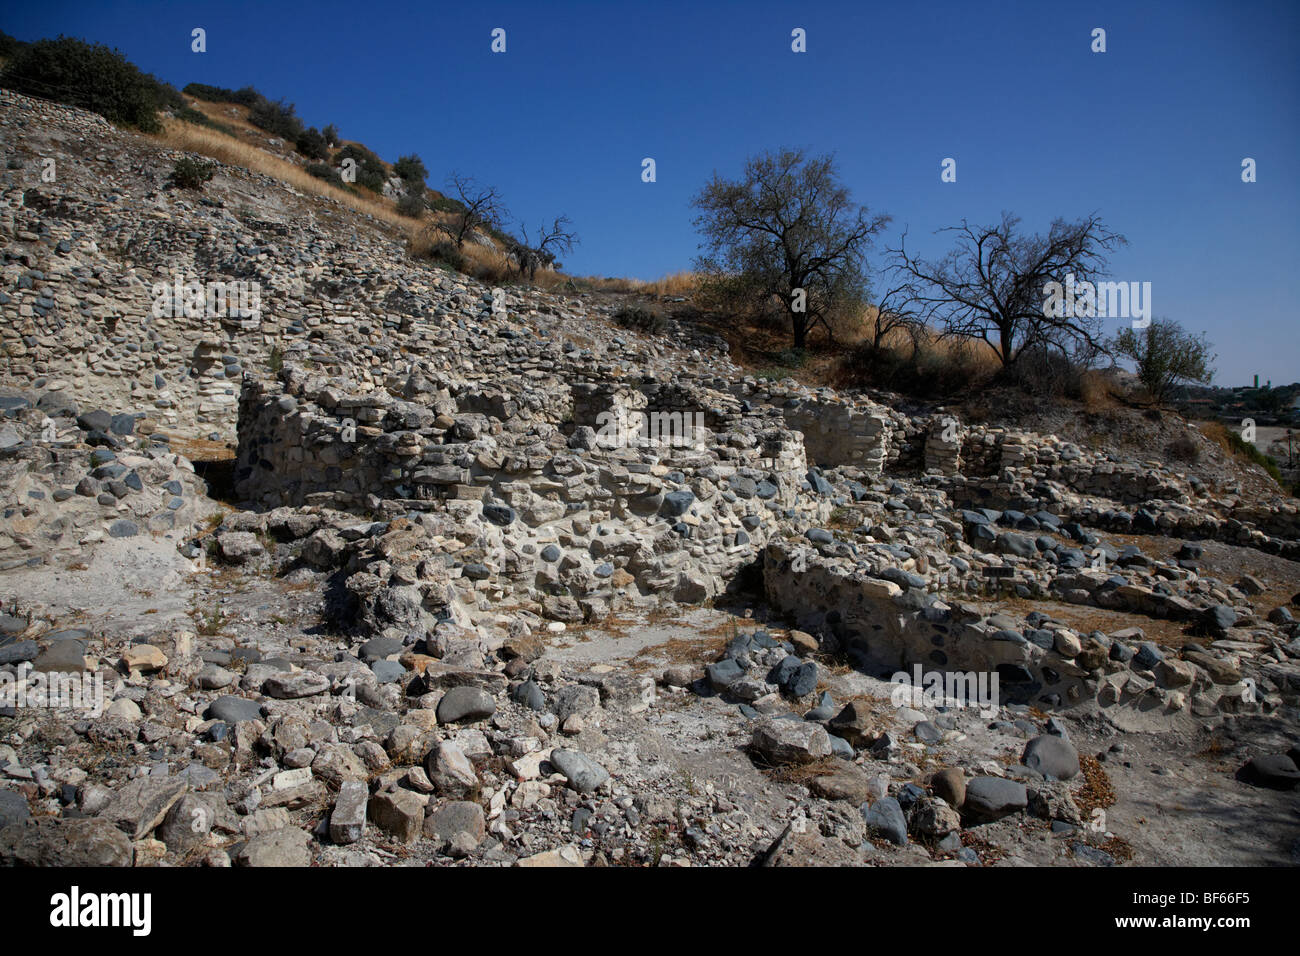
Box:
[751,720,831,765]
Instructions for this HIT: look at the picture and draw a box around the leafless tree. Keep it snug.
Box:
[890,212,1126,369]
[866,281,922,352]
[444,172,506,248]
[511,216,579,280]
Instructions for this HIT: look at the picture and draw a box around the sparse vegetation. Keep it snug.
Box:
[167,156,216,190]
[613,306,668,335]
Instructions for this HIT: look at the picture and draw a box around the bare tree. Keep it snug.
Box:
[444,172,506,248]
[866,281,922,352]
[511,216,579,280]
[891,213,1126,369]
[691,148,890,350]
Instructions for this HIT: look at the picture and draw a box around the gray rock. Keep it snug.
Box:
[436,685,495,723]
[31,640,87,673]
[963,777,1028,821]
[100,775,188,839]
[263,672,330,699]
[236,826,313,867]
[205,695,263,723]
[549,749,610,793]
[367,789,424,843]
[424,800,485,856]
[0,818,132,866]
[329,781,369,845]
[1022,735,1080,781]
[862,796,908,846]
[157,793,215,851]
[550,683,599,721]
[0,640,37,665]
[751,719,832,765]
[425,741,479,797]
[0,789,30,829]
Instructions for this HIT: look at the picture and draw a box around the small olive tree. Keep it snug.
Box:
[1112,318,1214,403]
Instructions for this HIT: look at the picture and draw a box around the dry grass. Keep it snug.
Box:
[572,270,700,296]
[151,118,421,235]
[629,635,729,672]
[1072,752,1117,821]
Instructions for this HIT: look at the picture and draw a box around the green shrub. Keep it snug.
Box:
[182,83,263,107]
[321,123,340,147]
[174,106,233,135]
[295,126,328,160]
[305,162,341,184]
[335,143,385,192]
[168,156,216,190]
[1166,432,1201,463]
[840,340,991,398]
[1224,428,1288,488]
[1,36,177,132]
[247,96,303,140]
[0,30,30,59]
[416,236,466,273]
[394,154,427,185]
[428,193,468,216]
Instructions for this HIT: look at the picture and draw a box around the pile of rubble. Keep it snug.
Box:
[1,88,1298,868]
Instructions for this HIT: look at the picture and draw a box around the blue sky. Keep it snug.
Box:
[4,0,1297,386]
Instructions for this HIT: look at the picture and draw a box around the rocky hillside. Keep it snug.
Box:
[0,90,1297,869]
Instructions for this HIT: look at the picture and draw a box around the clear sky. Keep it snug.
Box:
[4,1,1297,386]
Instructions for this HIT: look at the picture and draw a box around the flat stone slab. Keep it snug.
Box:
[100,776,188,839]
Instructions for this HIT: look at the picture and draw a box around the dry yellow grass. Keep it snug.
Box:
[152,118,422,234]
[573,270,700,296]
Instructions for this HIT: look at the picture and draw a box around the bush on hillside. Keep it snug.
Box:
[0,30,30,59]
[182,83,263,107]
[174,106,233,135]
[321,123,340,147]
[248,96,303,140]
[0,36,178,132]
[168,156,216,190]
[613,306,668,335]
[839,339,992,398]
[295,126,329,160]
[393,154,427,185]
[305,162,341,185]
[397,189,426,217]
[1004,344,1090,400]
[335,143,386,192]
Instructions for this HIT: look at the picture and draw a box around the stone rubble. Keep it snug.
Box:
[0,89,1297,868]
